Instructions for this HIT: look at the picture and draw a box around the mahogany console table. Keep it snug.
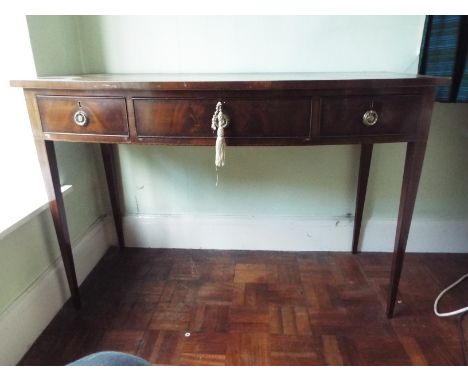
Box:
[11,73,448,318]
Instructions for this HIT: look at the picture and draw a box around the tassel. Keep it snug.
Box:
[215,125,225,168]
[211,101,228,173]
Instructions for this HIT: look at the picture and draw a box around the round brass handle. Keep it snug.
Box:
[362,110,378,127]
[73,110,88,127]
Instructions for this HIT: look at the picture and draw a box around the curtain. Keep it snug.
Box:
[419,15,468,102]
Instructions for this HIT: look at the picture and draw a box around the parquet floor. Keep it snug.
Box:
[19,248,468,365]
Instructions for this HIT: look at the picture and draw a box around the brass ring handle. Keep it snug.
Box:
[362,110,378,127]
[73,110,88,127]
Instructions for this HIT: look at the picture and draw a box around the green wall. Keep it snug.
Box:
[410,103,468,219]
[27,15,110,248]
[119,145,360,217]
[0,16,109,314]
[0,141,109,312]
[76,16,425,73]
[27,16,84,76]
[76,15,468,221]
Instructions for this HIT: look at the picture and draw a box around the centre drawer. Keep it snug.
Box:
[134,98,312,139]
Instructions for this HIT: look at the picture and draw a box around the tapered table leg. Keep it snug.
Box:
[101,144,125,248]
[352,144,373,254]
[386,141,427,318]
[35,140,81,309]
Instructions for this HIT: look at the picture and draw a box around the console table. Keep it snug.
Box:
[11,73,448,318]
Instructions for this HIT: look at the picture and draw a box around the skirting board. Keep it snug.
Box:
[123,214,468,253]
[0,215,116,366]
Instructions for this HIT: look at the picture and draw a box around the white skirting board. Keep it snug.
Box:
[0,215,116,366]
[123,214,468,253]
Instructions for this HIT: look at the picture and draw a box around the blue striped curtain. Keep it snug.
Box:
[419,16,468,102]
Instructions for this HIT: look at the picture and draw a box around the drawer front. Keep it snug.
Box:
[134,98,311,139]
[320,95,422,138]
[37,96,129,136]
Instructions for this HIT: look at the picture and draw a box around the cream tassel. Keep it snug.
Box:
[215,122,225,168]
[211,102,229,185]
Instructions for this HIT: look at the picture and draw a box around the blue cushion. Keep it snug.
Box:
[68,351,151,366]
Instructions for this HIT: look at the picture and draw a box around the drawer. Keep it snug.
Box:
[134,98,311,139]
[320,95,422,138]
[37,96,129,136]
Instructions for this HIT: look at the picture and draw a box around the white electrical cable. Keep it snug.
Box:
[434,273,468,317]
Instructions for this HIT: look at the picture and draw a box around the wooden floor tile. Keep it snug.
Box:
[322,335,345,365]
[226,332,269,365]
[270,335,322,365]
[96,329,145,354]
[234,263,268,283]
[149,303,192,331]
[190,304,230,333]
[229,305,270,332]
[137,330,182,365]
[180,332,228,356]
[197,282,233,304]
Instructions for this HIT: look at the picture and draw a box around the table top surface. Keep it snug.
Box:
[11,72,449,91]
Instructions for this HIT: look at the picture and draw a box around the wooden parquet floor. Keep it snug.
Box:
[19,248,468,365]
